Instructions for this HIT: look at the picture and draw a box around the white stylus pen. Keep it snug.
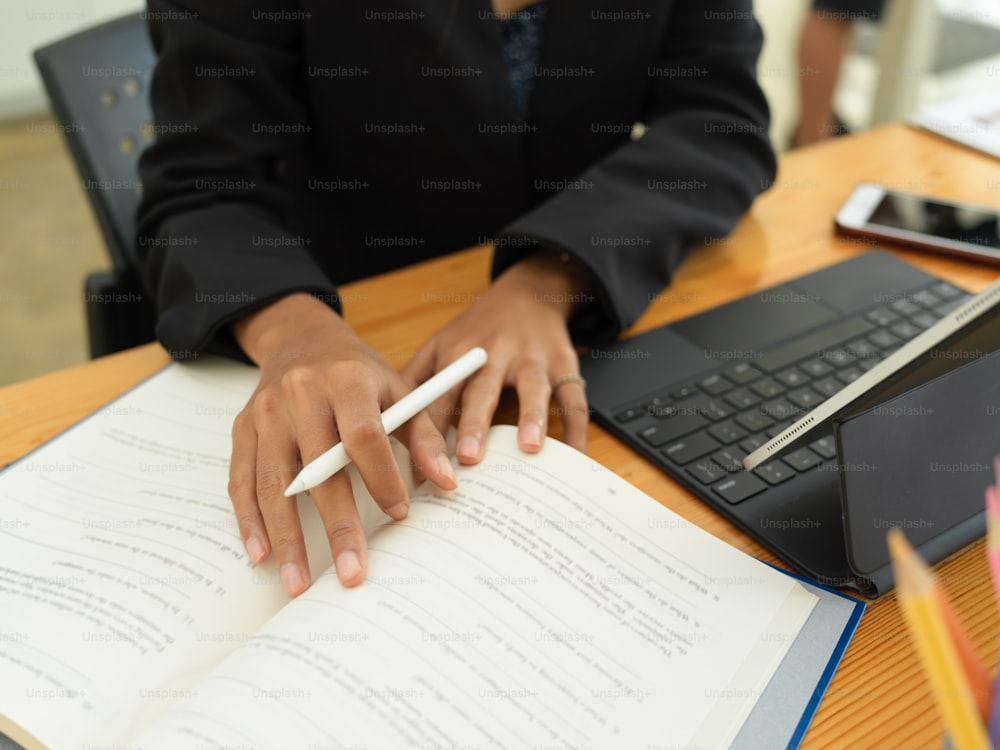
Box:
[283,347,488,497]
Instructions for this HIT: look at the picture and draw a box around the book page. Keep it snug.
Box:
[0,359,337,750]
[133,426,816,749]
[910,91,1000,160]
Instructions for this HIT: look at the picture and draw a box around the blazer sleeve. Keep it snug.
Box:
[136,0,337,361]
[493,1,777,345]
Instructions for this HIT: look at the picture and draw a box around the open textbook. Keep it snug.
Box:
[0,358,860,749]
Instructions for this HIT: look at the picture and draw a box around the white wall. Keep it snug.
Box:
[0,0,142,121]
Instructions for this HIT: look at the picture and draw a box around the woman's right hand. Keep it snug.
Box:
[229,293,456,597]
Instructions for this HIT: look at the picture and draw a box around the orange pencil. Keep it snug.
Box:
[889,529,990,750]
[985,485,1000,609]
[894,496,992,719]
[931,563,993,720]
[986,480,1000,747]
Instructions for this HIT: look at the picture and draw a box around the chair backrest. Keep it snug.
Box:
[34,13,159,358]
[34,12,155,276]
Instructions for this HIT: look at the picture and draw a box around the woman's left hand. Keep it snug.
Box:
[400,251,592,464]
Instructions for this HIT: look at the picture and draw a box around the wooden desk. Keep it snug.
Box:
[2,123,999,748]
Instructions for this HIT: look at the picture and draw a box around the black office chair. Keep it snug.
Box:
[34,13,158,358]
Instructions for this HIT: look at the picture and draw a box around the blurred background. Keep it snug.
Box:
[1,0,999,387]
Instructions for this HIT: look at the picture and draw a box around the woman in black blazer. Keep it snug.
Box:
[137,0,776,596]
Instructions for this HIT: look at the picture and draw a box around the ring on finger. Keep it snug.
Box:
[552,374,586,391]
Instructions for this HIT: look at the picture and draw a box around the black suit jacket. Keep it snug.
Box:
[137,0,776,359]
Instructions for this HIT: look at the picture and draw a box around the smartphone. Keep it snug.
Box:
[834,182,1000,264]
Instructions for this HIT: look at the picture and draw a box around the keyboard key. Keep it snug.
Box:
[754,317,873,373]
[812,376,843,397]
[700,374,732,395]
[708,420,747,445]
[671,384,699,400]
[868,330,900,349]
[910,289,941,308]
[637,413,709,447]
[889,320,921,340]
[890,298,921,316]
[687,459,728,484]
[644,396,677,418]
[836,366,863,384]
[766,420,793,438]
[930,282,962,300]
[614,406,644,422]
[739,434,768,453]
[799,358,834,377]
[859,358,881,371]
[934,298,967,316]
[750,377,784,399]
[866,307,899,326]
[736,410,774,432]
[775,368,809,388]
[845,338,880,360]
[787,388,824,409]
[821,349,855,368]
[724,362,763,384]
[701,399,735,421]
[649,405,679,419]
[809,435,837,459]
[910,311,938,330]
[712,448,745,473]
[755,461,796,485]
[723,388,760,410]
[760,399,799,422]
[662,432,720,464]
[638,424,671,447]
[672,401,704,419]
[713,473,768,504]
[643,394,672,410]
[783,447,823,472]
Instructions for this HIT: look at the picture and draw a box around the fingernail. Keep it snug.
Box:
[520,422,543,450]
[437,452,456,483]
[246,534,267,563]
[386,501,409,520]
[336,550,362,584]
[457,435,480,461]
[280,563,309,596]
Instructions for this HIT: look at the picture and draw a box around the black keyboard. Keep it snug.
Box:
[612,280,970,506]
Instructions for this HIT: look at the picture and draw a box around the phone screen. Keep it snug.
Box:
[870,193,1000,250]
